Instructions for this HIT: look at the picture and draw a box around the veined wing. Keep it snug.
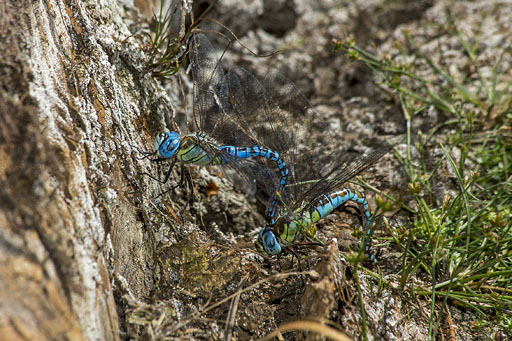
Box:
[259,72,357,214]
[294,139,396,213]
[225,67,297,156]
[188,34,285,210]
[189,34,256,147]
[261,72,402,218]
[229,157,283,209]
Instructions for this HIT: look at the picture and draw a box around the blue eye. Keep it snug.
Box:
[258,228,281,255]
[154,131,180,158]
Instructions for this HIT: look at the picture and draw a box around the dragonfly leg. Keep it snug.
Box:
[288,248,310,286]
[140,158,178,187]
[303,251,311,272]
[152,163,196,227]
[303,235,323,249]
[288,248,302,269]
[299,249,312,271]
[276,254,284,272]
[161,166,193,228]
[153,162,183,200]
[159,158,178,184]
[135,146,163,162]
[181,167,194,220]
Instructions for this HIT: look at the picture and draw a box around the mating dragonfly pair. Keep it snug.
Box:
[149,33,395,262]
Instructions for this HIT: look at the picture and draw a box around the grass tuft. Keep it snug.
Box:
[334,8,512,338]
[144,0,218,79]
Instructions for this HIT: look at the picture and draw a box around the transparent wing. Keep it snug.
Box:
[292,139,396,211]
[225,67,297,153]
[225,67,306,215]
[261,72,401,217]
[189,34,256,147]
[188,34,286,209]
[189,33,399,219]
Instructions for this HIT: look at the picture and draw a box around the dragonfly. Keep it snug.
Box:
[146,34,295,219]
[255,147,394,263]
[250,71,400,262]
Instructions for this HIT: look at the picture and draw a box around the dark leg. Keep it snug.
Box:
[277,254,283,272]
[303,236,324,249]
[156,165,194,226]
[135,146,162,162]
[288,248,307,287]
[160,158,179,184]
[181,167,194,218]
[303,250,311,271]
[153,161,183,198]
[289,248,298,268]
[139,156,178,189]
[166,166,193,235]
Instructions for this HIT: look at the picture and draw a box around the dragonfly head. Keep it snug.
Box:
[154,131,180,158]
[256,227,282,256]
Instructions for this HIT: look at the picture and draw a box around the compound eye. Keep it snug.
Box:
[262,230,281,255]
[263,232,274,247]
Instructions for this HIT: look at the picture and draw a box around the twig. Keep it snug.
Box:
[224,273,249,341]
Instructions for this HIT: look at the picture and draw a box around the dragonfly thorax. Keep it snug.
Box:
[154,131,180,158]
[275,214,311,243]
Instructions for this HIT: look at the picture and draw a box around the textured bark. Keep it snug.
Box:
[0,0,162,339]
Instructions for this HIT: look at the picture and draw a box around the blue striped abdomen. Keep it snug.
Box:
[270,187,374,260]
[219,145,288,222]
[311,188,374,261]
[218,145,288,186]
[308,188,372,225]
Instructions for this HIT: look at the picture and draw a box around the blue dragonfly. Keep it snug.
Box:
[255,146,394,263]
[146,34,294,217]
[250,72,400,262]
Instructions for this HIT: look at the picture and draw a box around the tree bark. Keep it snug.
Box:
[0,0,163,339]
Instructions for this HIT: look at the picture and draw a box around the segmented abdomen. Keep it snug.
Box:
[309,187,374,261]
[274,187,374,259]
[307,188,371,225]
[218,145,289,222]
